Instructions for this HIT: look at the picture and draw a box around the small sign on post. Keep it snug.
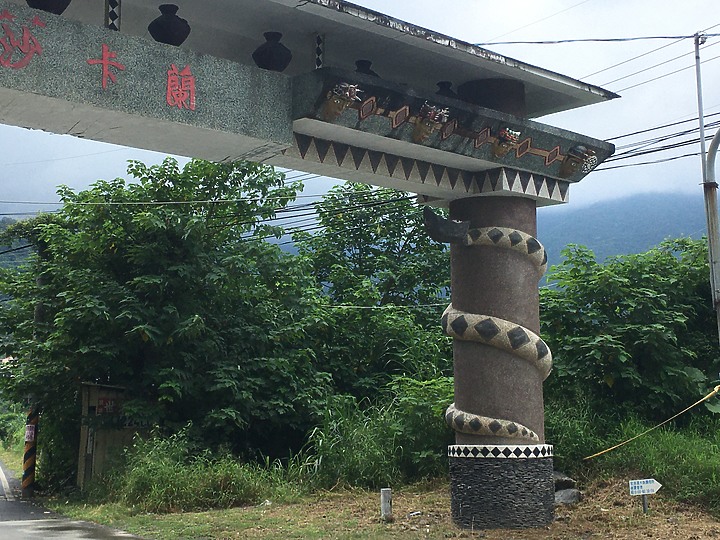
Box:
[24,424,35,443]
[629,478,662,514]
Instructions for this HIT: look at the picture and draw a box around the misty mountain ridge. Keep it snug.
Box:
[0,192,709,271]
[538,192,707,269]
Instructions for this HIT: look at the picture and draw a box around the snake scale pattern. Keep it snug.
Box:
[445,226,552,444]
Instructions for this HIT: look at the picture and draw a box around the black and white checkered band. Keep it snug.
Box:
[106,0,121,31]
[448,444,553,459]
[315,34,324,69]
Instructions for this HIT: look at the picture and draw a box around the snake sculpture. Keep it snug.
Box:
[423,207,553,444]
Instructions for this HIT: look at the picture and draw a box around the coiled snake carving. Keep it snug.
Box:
[423,207,553,444]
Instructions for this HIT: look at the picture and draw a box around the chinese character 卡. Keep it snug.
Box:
[87,43,125,89]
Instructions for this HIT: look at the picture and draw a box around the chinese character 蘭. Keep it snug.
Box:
[166,64,195,110]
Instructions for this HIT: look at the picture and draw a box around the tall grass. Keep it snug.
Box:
[594,417,720,512]
[94,427,303,513]
[545,394,612,476]
[0,402,24,450]
[0,401,25,476]
[306,376,454,489]
[85,384,720,517]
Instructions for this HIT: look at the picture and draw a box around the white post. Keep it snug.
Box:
[380,487,393,522]
[707,129,720,341]
[694,33,720,342]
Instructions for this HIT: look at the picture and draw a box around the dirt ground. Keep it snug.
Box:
[40,475,720,539]
[241,478,720,540]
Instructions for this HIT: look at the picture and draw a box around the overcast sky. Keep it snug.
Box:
[1,0,719,217]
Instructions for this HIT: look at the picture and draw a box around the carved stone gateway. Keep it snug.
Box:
[0,0,616,528]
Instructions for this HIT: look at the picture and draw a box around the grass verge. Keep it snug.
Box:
[46,477,720,540]
[0,440,23,477]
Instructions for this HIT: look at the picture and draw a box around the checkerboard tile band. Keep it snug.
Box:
[315,35,324,69]
[106,0,121,31]
[448,444,553,459]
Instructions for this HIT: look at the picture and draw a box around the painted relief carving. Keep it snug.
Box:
[166,64,195,110]
[559,145,595,178]
[492,127,521,158]
[0,10,43,69]
[412,102,449,143]
[320,82,362,121]
[314,84,603,178]
[87,43,125,89]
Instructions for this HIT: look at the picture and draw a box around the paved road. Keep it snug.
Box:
[0,459,144,539]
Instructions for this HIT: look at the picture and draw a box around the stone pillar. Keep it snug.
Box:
[444,195,554,529]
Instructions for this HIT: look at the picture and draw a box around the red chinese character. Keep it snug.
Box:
[166,64,195,110]
[0,11,43,70]
[87,43,125,90]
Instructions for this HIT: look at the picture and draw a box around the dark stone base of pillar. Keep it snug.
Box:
[448,444,554,529]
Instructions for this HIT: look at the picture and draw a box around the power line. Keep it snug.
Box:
[229,195,415,236]
[595,152,700,171]
[615,51,720,93]
[0,191,336,208]
[0,148,128,167]
[324,303,447,310]
[582,22,720,80]
[606,135,710,162]
[0,244,33,256]
[476,33,720,46]
[607,111,720,141]
[601,39,720,87]
[610,124,720,161]
[583,36,688,80]
[483,0,593,43]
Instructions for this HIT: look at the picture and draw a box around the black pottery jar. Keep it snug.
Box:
[252,32,292,72]
[355,59,379,77]
[436,81,457,98]
[26,0,72,15]
[148,4,191,47]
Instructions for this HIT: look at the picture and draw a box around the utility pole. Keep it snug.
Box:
[694,32,720,342]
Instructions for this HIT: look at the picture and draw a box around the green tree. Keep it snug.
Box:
[295,183,452,397]
[0,159,333,486]
[541,239,719,419]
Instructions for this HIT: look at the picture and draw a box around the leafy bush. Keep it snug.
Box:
[542,239,719,420]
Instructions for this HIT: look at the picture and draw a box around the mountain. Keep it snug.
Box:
[537,192,708,269]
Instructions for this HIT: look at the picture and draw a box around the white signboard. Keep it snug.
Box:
[629,478,662,496]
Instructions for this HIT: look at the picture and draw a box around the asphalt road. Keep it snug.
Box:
[0,459,144,539]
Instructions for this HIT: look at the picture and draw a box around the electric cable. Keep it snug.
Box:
[607,111,720,141]
[594,152,700,171]
[583,22,720,79]
[615,51,720,93]
[583,36,689,80]
[615,119,720,151]
[0,244,33,256]
[476,33,720,46]
[482,0,593,43]
[601,39,720,87]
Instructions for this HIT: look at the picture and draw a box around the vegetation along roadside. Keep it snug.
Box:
[0,159,719,537]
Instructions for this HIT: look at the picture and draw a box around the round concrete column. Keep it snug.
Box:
[445,195,554,529]
[450,196,544,445]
